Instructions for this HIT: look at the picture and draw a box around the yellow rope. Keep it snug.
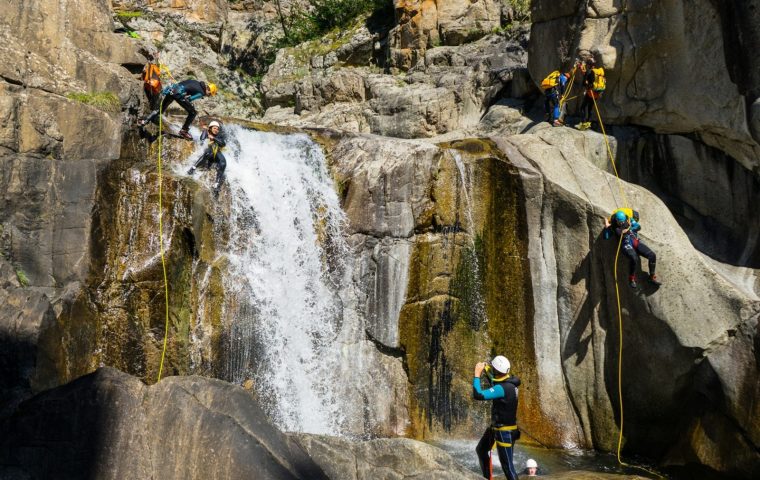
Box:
[592,94,628,208]
[594,93,664,480]
[559,65,578,109]
[156,102,171,382]
[613,233,625,460]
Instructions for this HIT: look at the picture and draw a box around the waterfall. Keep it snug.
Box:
[451,151,488,326]
[208,127,349,434]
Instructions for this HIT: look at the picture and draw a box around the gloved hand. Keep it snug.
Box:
[187,167,195,175]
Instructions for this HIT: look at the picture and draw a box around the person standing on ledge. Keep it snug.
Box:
[473,356,521,480]
[140,79,218,140]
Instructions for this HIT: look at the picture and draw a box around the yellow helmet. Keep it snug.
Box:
[208,83,218,96]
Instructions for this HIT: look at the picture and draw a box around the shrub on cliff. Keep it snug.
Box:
[277,0,391,48]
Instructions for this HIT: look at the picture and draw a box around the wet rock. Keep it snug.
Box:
[294,434,482,480]
[0,367,329,480]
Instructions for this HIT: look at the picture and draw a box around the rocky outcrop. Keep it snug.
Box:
[389,0,512,70]
[528,0,760,172]
[0,367,328,479]
[262,28,531,138]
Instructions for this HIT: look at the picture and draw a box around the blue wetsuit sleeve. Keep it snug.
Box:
[473,378,505,400]
[631,220,641,233]
[187,93,204,102]
[603,226,611,240]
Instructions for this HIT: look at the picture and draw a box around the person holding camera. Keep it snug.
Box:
[473,355,521,480]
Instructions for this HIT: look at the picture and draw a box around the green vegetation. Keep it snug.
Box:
[65,92,122,113]
[512,0,531,21]
[276,0,392,48]
[115,10,143,19]
[16,269,29,287]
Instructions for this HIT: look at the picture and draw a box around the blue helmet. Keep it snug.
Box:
[614,211,627,223]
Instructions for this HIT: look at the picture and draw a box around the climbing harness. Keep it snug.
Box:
[156,101,171,382]
[592,96,664,479]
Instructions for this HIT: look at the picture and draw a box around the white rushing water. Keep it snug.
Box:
[199,127,349,434]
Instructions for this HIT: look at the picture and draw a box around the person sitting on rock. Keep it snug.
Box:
[187,120,227,197]
[577,56,605,130]
[473,356,521,480]
[140,79,218,140]
[604,209,660,288]
[541,69,570,127]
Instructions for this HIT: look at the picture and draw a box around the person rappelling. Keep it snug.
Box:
[139,78,218,140]
[473,356,521,480]
[604,209,661,288]
[187,120,227,197]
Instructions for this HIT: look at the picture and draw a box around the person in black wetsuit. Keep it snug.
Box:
[473,355,521,480]
[188,120,226,196]
[140,79,218,139]
[604,209,660,288]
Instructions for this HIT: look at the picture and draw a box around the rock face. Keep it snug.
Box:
[326,124,759,477]
[0,0,142,411]
[528,0,760,172]
[0,367,328,479]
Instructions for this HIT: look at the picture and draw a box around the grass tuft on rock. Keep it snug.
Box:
[16,269,29,287]
[66,92,122,113]
[115,11,143,19]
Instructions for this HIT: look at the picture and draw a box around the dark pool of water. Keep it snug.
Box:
[430,439,663,478]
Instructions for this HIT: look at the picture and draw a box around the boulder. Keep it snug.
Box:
[294,434,482,480]
[0,367,329,480]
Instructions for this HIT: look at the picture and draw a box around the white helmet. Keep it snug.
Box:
[491,355,510,374]
[526,459,538,469]
[208,120,221,129]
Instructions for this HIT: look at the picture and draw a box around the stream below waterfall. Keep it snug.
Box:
[433,440,662,478]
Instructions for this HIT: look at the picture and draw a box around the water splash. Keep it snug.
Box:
[211,127,348,434]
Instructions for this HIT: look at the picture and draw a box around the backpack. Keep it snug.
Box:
[142,63,163,96]
[541,70,561,90]
[592,67,606,92]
